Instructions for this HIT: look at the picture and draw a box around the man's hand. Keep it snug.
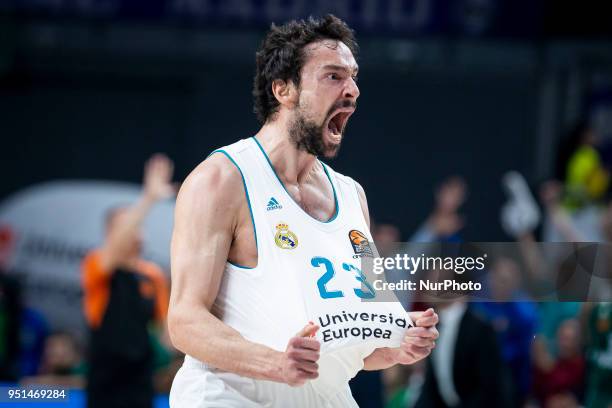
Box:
[362,308,439,370]
[395,308,439,365]
[143,153,176,201]
[279,323,320,386]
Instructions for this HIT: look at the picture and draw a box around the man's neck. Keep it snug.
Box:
[255,121,319,185]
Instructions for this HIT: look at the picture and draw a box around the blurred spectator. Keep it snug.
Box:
[407,177,468,312]
[81,154,173,408]
[512,180,584,356]
[472,258,538,407]
[538,181,612,300]
[349,222,403,408]
[535,302,582,358]
[21,332,85,387]
[350,370,385,408]
[519,179,612,301]
[602,200,612,242]
[150,328,181,394]
[533,319,585,407]
[415,300,512,408]
[385,362,424,408]
[0,225,21,381]
[544,392,581,408]
[540,181,589,242]
[583,303,612,408]
[153,352,183,395]
[555,120,610,210]
[0,268,21,381]
[412,177,467,243]
[18,307,48,378]
[375,177,467,407]
[373,222,402,257]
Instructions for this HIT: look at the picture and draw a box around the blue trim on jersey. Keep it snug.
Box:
[251,136,339,224]
[320,162,339,222]
[207,149,257,270]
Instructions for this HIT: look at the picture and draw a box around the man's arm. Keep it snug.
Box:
[168,154,320,386]
[354,180,439,370]
[99,154,175,271]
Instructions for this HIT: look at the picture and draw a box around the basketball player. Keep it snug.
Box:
[169,15,438,407]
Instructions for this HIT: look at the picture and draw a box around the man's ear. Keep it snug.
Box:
[272,79,298,109]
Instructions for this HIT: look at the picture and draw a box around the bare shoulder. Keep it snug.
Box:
[170,153,247,316]
[176,153,244,214]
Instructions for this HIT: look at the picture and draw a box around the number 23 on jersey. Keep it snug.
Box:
[310,256,376,300]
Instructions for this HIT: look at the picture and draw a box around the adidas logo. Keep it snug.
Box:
[266,197,282,211]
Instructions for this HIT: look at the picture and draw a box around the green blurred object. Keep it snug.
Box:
[564,146,610,210]
[386,387,411,408]
[585,303,612,408]
[150,329,172,371]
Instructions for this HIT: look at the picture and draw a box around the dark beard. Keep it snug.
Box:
[288,99,355,159]
[288,114,340,159]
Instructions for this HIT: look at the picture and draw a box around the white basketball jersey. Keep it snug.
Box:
[178,137,411,406]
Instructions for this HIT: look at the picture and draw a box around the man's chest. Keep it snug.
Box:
[284,178,336,222]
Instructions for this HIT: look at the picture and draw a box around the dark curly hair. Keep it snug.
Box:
[253,14,358,124]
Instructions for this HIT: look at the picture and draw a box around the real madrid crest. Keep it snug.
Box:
[274,223,298,250]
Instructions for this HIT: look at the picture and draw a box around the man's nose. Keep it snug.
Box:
[343,77,360,100]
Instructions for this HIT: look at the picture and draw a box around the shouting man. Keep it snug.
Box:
[169,15,438,407]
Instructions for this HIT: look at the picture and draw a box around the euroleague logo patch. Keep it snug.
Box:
[349,229,373,258]
[274,223,298,250]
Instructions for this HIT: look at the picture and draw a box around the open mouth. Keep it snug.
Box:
[326,110,353,142]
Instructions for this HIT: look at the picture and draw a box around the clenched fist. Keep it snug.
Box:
[395,308,439,365]
[280,323,321,387]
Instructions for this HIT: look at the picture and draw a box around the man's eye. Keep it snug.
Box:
[328,73,340,80]
[352,76,358,83]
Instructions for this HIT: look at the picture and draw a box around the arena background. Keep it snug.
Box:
[1,1,612,407]
[3,0,612,240]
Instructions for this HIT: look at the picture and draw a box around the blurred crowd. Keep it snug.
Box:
[0,118,611,408]
[0,155,183,406]
[357,118,612,408]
